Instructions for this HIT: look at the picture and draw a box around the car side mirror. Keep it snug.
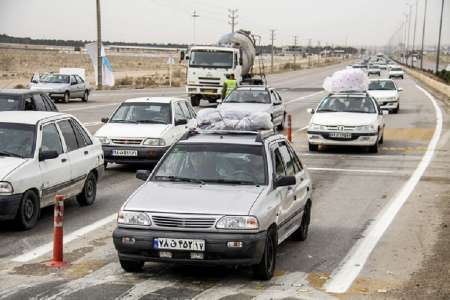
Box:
[307,108,315,114]
[175,119,188,126]
[274,176,296,188]
[398,88,403,92]
[273,101,281,106]
[101,117,109,123]
[136,170,151,181]
[39,150,59,162]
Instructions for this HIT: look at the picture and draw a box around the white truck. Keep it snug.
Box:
[185,30,259,106]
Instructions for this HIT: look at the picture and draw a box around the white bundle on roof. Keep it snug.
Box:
[323,69,369,93]
[196,108,273,131]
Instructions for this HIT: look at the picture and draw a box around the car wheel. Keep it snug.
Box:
[277,113,286,130]
[104,162,108,169]
[253,229,277,280]
[291,201,311,241]
[369,138,379,153]
[15,190,40,230]
[119,259,144,273]
[308,143,319,152]
[82,90,89,102]
[64,91,70,103]
[401,76,404,79]
[379,133,384,144]
[76,172,97,206]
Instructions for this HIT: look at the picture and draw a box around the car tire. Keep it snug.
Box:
[308,143,319,152]
[190,96,200,107]
[64,91,70,103]
[379,133,384,144]
[253,228,277,280]
[76,172,97,206]
[369,138,379,153]
[82,90,89,102]
[119,259,144,273]
[104,162,108,169]
[291,201,311,241]
[15,190,40,230]
[277,113,286,130]
[401,76,404,80]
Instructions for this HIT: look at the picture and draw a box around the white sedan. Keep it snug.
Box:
[307,92,386,153]
[95,97,197,166]
[0,111,104,229]
[368,79,403,114]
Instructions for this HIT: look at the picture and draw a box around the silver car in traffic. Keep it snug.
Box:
[30,73,90,103]
[113,130,313,280]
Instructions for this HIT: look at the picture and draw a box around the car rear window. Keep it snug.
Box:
[0,96,21,111]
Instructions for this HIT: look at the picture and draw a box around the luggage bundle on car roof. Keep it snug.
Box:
[323,68,369,93]
[196,108,273,131]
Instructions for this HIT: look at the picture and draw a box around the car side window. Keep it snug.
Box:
[186,102,197,118]
[275,91,283,102]
[174,103,185,122]
[179,101,193,119]
[70,75,77,85]
[41,123,63,155]
[272,148,286,177]
[278,143,295,176]
[70,119,93,146]
[287,143,303,172]
[271,90,281,104]
[43,94,57,111]
[76,75,84,83]
[32,95,46,111]
[57,120,79,152]
[24,97,35,111]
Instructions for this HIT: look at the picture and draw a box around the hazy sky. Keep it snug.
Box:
[0,0,448,47]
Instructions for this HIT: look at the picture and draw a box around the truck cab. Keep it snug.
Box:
[186,46,242,107]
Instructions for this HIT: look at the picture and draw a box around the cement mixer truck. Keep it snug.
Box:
[185,30,261,106]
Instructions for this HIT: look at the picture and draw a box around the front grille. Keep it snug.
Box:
[198,82,221,86]
[324,126,356,132]
[111,138,143,145]
[152,215,216,229]
[198,77,221,81]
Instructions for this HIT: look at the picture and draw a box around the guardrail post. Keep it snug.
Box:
[47,195,66,267]
[287,114,292,142]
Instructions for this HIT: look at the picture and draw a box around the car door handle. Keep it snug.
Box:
[84,150,89,155]
[61,158,67,163]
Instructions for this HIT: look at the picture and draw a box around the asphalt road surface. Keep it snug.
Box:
[0,62,447,300]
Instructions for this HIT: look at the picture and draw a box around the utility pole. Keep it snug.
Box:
[96,0,102,89]
[293,35,298,70]
[420,0,428,70]
[228,9,238,33]
[412,0,418,67]
[436,0,445,73]
[192,10,200,45]
[270,30,275,73]
[406,3,412,66]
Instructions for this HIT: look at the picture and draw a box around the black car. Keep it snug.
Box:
[0,89,58,112]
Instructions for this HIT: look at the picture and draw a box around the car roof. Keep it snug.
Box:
[235,86,271,91]
[123,97,186,104]
[179,131,285,146]
[369,78,394,82]
[0,89,38,95]
[0,111,68,125]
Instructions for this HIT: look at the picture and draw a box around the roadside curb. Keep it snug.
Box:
[403,68,450,107]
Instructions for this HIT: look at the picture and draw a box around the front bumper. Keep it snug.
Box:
[103,145,169,164]
[186,85,222,96]
[0,194,22,221]
[307,131,378,146]
[113,227,266,266]
[48,92,66,98]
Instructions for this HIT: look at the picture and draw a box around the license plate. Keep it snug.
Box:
[329,132,352,139]
[153,238,205,252]
[111,149,138,157]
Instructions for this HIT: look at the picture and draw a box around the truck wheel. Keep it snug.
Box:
[15,190,40,230]
[308,143,319,152]
[291,201,311,241]
[190,96,200,107]
[253,229,277,280]
[82,90,89,102]
[76,172,97,206]
[119,259,144,273]
[64,91,70,103]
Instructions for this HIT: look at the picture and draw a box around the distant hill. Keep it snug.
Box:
[0,33,188,49]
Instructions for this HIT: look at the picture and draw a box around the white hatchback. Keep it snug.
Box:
[95,97,197,166]
[0,111,104,229]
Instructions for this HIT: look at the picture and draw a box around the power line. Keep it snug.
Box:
[228,9,238,33]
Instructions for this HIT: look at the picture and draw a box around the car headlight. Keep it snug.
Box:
[142,138,166,146]
[357,125,376,132]
[0,182,13,195]
[117,211,151,226]
[216,216,259,230]
[96,136,111,145]
[309,123,325,131]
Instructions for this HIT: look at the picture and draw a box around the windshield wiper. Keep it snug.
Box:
[0,150,23,158]
[155,176,205,184]
[110,120,137,124]
[136,120,167,124]
[204,179,257,185]
[317,109,337,113]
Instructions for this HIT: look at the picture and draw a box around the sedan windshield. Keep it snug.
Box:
[225,90,271,104]
[110,103,172,124]
[368,81,396,91]
[0,123,36,158]
[317,96,376,114]
[39,74,69,84]
[391,68,402,72]
[189,51,233,69]
[0,96,21,111]
[153,143,267,186]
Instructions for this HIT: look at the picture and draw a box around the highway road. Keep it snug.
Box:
[0,62,448,299]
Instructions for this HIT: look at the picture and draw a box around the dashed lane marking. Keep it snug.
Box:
[324,84,443,293]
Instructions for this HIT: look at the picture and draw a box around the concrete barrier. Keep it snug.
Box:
[405,68,450,101]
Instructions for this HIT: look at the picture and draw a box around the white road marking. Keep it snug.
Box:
[12,213,117,263]
[324,84,443,293]
[300,152,422,161]
[285,90,324,105]
[308,167,395,174]
[297,125,309,132]
[114,278,175,300]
